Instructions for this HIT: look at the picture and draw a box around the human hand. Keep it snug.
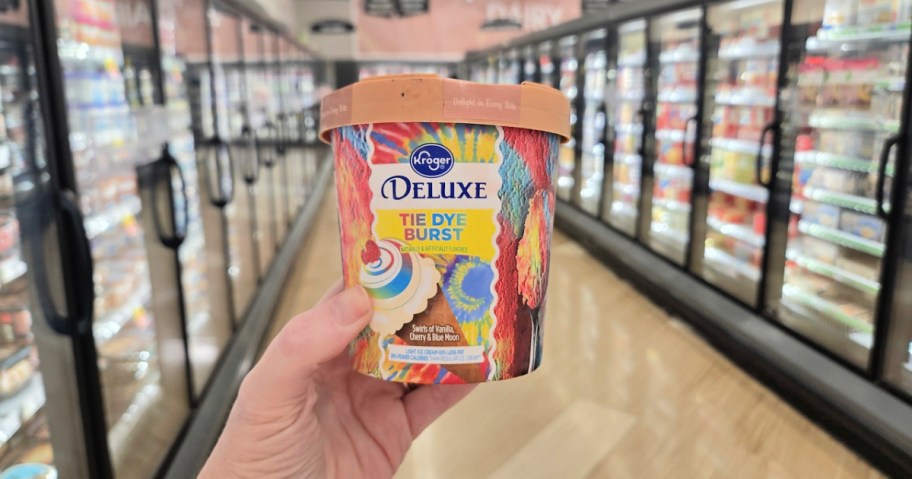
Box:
[198,281,476,478]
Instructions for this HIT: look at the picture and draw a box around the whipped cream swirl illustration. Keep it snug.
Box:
[360,239,440,336]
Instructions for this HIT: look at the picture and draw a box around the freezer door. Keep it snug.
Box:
[769,0,909,368]
[882,166,912,396]
[693,0,784,305]
[577,29,609,216]
[0,4,98,476]
[268,33,288,246]
[209,10,258,321]
[604,20,647,238]
[244,23,278,275]
[644,8,704,267]
[556,35,579,202]
[151,0,233,404]
[53,0,194,474]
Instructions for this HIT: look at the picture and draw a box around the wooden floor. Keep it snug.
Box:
[268,189,883,479]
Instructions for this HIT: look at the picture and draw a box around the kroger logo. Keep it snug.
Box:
[409,144,454,178]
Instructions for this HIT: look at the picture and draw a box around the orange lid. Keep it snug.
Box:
[319,74,571,143]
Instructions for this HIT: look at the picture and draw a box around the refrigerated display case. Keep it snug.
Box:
[244,22,279,281]
[606,20,647,236]
[557,36,579,201]
[0,4,63,476]
[578,29,608,215]
[538,41,556,88]
[645,8,703,266]
[884,161,912,398]
[53,0,192,474]
[692,0,782,304]
[461,0,912,474]
[357,61,453,80]
[150,0,233,403]
[522,44,537,82]
[770,0,910,368]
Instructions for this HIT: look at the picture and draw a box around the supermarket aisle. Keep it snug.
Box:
[268,190,882,478]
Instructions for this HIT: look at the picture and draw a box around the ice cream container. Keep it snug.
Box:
[320,74,570,384]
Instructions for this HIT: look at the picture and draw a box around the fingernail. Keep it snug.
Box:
[331,286,371,326]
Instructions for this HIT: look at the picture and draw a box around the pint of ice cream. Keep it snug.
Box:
[320,74,570,383]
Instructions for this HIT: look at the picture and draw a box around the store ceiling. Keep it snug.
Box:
[256,0,582,60]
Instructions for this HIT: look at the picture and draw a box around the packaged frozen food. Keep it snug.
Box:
[839,210,885,242]
[802,201,841,228]
[321,75,570,383]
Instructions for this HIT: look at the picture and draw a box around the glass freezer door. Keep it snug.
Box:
[53,0,190,474]
[0,4,67,476]
[577,29,608,216]
[695,0,783,304]
[557,36,579,202]
[538,41,556,89]
[268,32,288,245]
[883,162,912,397]
[245,24,278,274]
[769,0,910,368]
[645,8,703,266]
[156,0,232,401]
[605,20,647,237]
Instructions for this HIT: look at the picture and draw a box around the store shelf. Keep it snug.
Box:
[655,129,695,143]
[93,282,152,348]
[0,258,27,292]
[84,196,142,239]
[797,220,885,258]
[714,91,776,107]
[718,41,780,60]
[782,284,874,334]
[0,373,45,448]
[801,187,878,215]
[709,178,769,203]
[709,137,772,157]
[615,123,644,135]
[614,153,642,165]
[809,23,912,48]
[657,90,698,104]
[617,54,646,68]
[613,181,640,196]
[794,150,893,176]
[705,246,760,281]
[808,111,901,133]
[786,250,880,296]
[707,217,764,249]
[618,91,645,102]
[654,162,693,179]
[653,197,691,213]
[658,50,700,64]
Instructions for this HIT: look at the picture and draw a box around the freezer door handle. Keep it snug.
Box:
[756,122,776,187]
[276,113,287,156]
[200,136,235,208]
[240,125,260,185]
[876,135,899,220]
[33,191,94,335]
[259,122,277,169]
[152,145,189,249]
[683,115,698,168]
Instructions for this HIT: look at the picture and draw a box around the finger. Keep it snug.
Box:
[403,384,476,437]
[239,284,372,410]
[317,278,345,303]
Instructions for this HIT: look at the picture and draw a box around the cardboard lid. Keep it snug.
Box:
[319,74,571,143]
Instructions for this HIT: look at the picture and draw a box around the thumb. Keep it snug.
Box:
[238,285,372,410]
